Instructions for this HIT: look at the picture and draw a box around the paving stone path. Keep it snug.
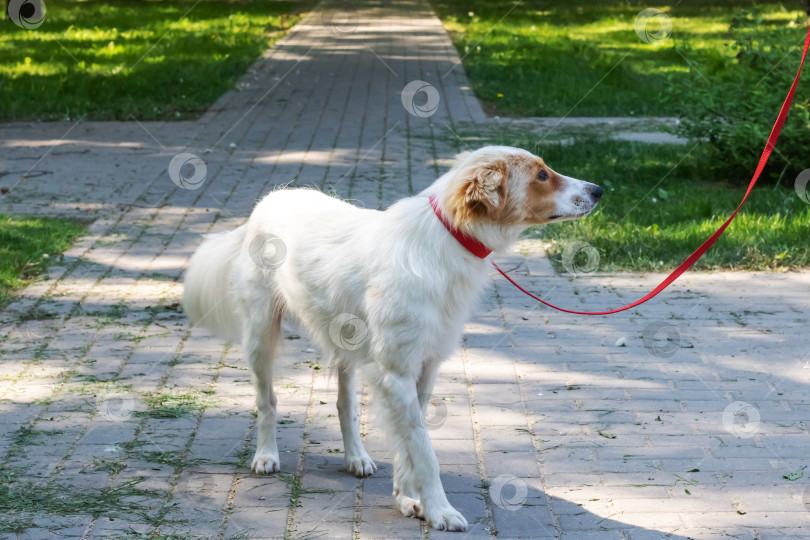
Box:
[1,0,809,538]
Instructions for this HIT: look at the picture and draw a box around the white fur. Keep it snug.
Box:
[182,225,245,343]
[182,146,600,531]
[552,172,601,220]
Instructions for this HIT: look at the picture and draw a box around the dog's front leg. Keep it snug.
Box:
[336,363,376,477]
[391,360,442,522]
[377,372,467,532]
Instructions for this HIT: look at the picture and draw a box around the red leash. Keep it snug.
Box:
[492,25,810,315]
[435,25,810,316]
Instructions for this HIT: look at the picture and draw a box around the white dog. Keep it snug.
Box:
[182,146,601,531]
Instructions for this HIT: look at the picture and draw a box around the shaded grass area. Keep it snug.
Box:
[1,0,309,121]
[468,128,809,271]
[0,215,87,305]
[0,470,156,534]
[430,0,807,116]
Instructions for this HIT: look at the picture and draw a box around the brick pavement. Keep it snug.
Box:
[1,0,809,538]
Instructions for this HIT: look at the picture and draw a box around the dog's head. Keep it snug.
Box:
[442,146,602,230]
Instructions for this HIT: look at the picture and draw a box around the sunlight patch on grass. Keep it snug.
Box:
[0,0,310,121]
[432,0,806,116]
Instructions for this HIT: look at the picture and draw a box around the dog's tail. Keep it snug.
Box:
[182,225,245,342]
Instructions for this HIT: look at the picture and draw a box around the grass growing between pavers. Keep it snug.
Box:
[131,450,207,469]
[138,389,215,419]
[10,425,65,448]
[1,0,310,121]
[463,129,810,271]
[0,467,158,533]
[431,0,807,116]
[277,471,336,506]
[0,214,87,306]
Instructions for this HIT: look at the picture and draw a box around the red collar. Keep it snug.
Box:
[428,194,492,259]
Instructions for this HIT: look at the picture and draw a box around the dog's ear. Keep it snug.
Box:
[446,157,507,224]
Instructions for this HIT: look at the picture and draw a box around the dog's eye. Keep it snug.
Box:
[537,169,548,182]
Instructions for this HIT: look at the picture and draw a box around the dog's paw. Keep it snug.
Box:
[251,451,280,474]
[396,493,423,518]
[344,452,376,477]
[424,505,467,532]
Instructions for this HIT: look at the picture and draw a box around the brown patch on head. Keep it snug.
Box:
[444,155,507,226]
[522,157,565,224]
[443,148,570,229]
[490,153,566,226]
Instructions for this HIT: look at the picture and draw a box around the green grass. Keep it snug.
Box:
[431,0,808,116]
[0,0,309,121]
[0,214,87,305]
[133,450,207,469]
[0,469,157,533]
[137,389,213,419]
[470,128,809,271]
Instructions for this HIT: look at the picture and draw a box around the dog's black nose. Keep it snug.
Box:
[589,184,603,202]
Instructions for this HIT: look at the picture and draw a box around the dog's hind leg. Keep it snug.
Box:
[337,362,376,477]
[247,307,282,474]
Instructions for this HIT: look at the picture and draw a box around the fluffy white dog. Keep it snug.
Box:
[182,146,601,531]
